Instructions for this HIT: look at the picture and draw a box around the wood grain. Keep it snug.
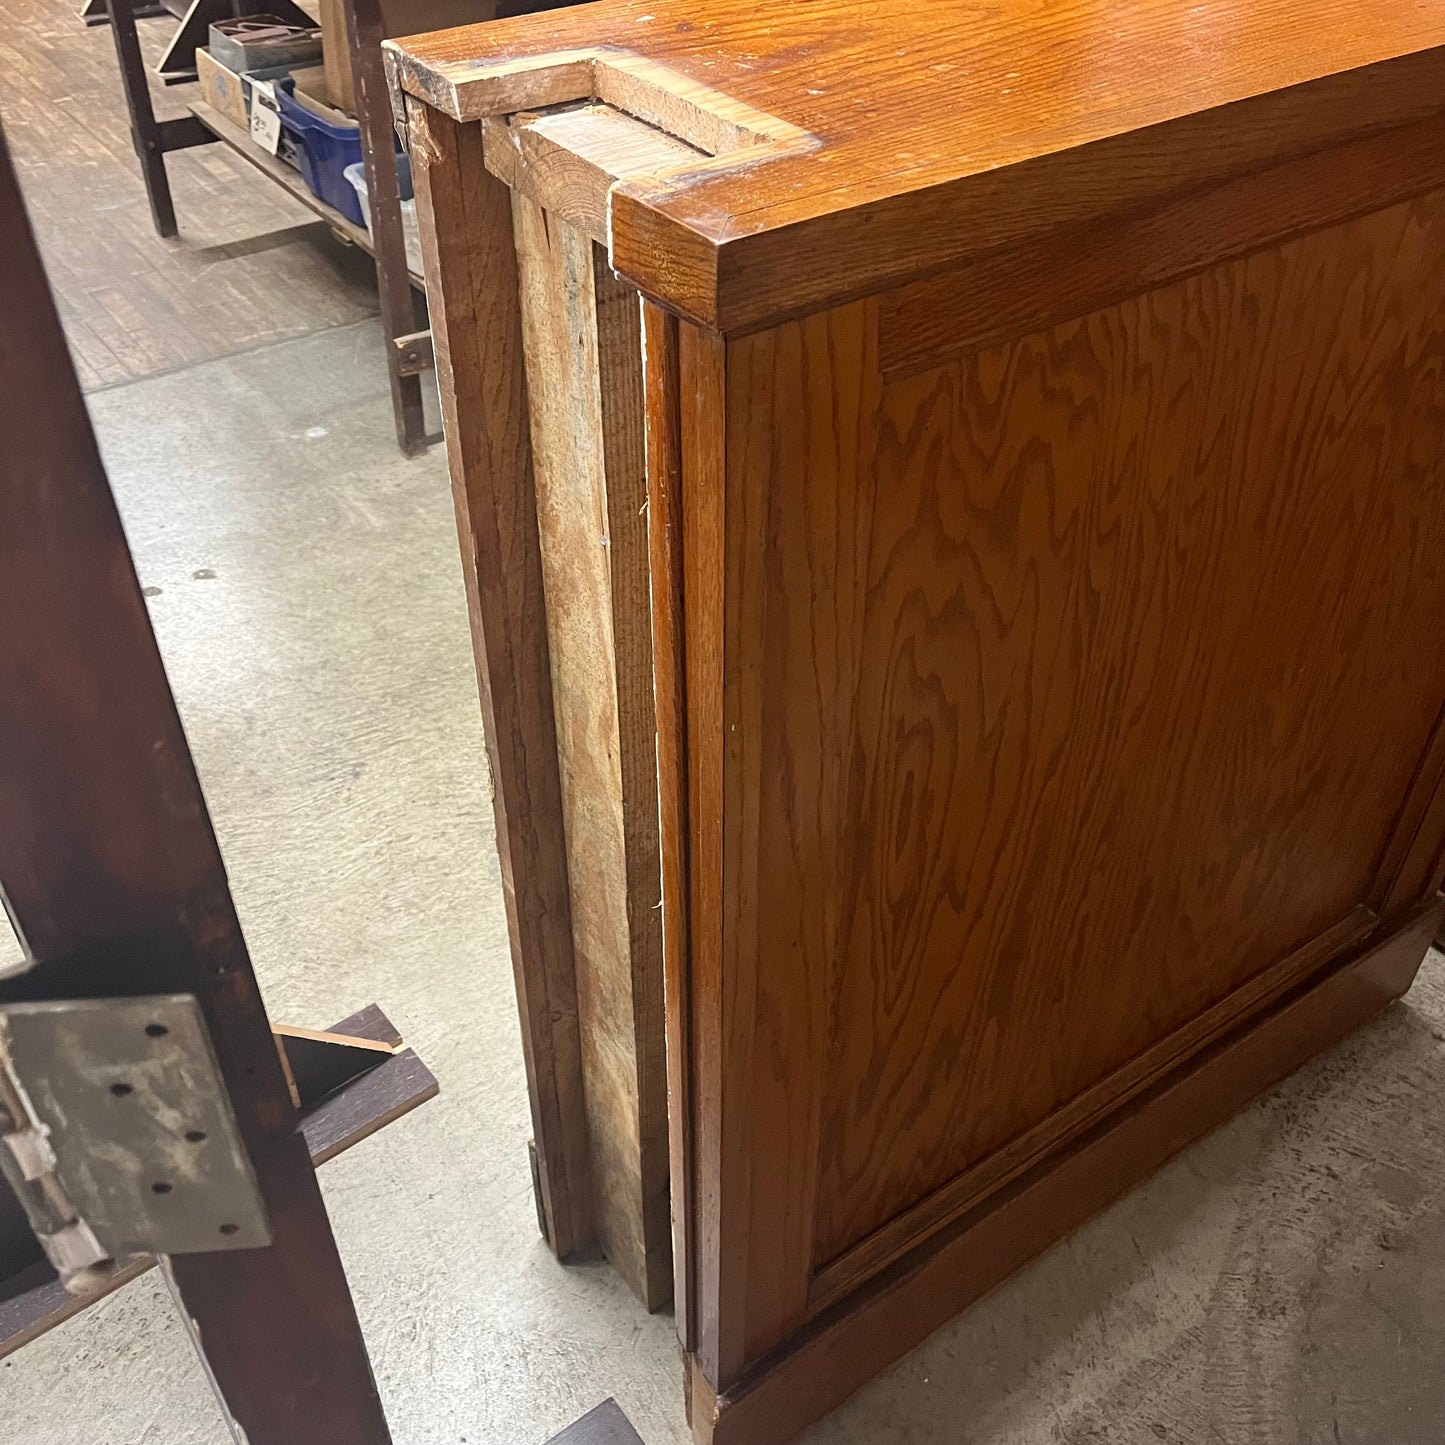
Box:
[656,187,1445,1403]
[0,132,391,1443]
[408,100,593,1258]
[878,108,1445,379]
[403,12,1445,1439]
[513,193,669,1308]
[803,191,1445,1272]
[677,319,735,1384]
[483,103,705,246]
[643,299,694,1345]
[699,898,1441,1445]
[808,905,1377,1310]
[387,0,1445,329]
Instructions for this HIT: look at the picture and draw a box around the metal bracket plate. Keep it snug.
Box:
[0,995,270,1257]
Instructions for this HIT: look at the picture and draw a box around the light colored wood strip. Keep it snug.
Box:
[513,193,669,1309]
[483,104,706,244]
[643,298,695,1345]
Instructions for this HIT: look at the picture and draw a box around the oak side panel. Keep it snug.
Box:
[680,188,1445,1389]
[811,189,1445,1271]
[407,99,592,1257]
[699,897,1440,1445]
[512,191,670,1308]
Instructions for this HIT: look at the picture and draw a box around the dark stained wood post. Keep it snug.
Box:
[406,100,594,1258]
[0,132,394,1445]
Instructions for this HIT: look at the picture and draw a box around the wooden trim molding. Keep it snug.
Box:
[408,99,594,1259]
[388,6,1445,332]
[694,898,1441,1445]
[807,906,1376,1312]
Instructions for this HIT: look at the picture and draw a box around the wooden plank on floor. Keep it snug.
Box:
[546,1399,645,1445]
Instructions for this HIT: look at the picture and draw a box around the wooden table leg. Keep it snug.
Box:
[105,0,179,236]
[346,0,429,456]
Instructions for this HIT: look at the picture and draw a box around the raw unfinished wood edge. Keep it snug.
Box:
[687,898,1442,1445]
[512,185,671,1310]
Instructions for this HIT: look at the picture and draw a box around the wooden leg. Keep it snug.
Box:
[105,0,178,237]
[0,133,393,1444]
[407,99,593,1257]
[346,0,429,456]
[166,1149,391,1445]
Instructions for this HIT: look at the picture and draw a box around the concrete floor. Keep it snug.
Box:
[4,318,1445,1445]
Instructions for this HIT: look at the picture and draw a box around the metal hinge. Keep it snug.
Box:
[0,995,269,1293]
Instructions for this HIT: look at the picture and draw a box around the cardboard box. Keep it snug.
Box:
[195,47,305,132]
[289,65,357,130]
[195,46,249,130]
[319,0,499,117]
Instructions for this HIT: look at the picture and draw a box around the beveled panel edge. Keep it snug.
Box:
[877,111,1445,379]
[690,895,1442,1445]
[806,904,1377,1315]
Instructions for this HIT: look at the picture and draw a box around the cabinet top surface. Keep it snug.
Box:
[391,0,1445,328]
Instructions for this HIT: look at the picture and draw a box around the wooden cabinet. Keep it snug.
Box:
[391,2,1445,1439]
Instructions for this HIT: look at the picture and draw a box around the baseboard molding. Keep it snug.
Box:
[690,895,1442,1445]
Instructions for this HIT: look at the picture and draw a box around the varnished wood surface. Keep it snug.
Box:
[796,191,1445,1276]
[699,899,1441,1445]
[651,184,1445,1416]
[388,0,1445,329]
[2,0,377,388]
[400,8,1445,1436]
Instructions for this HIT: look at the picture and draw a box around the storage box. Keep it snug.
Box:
[194,48,297,131]
[209,15,322,73]
[195,46,248,129]
[275,72,365,224]
[343,155,423,276]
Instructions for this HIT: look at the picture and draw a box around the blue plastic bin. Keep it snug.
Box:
[275,80,365,225]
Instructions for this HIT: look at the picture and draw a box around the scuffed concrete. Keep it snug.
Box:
[2,319,1441,1445]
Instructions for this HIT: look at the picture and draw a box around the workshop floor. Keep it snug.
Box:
[5,2,1445,1442]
